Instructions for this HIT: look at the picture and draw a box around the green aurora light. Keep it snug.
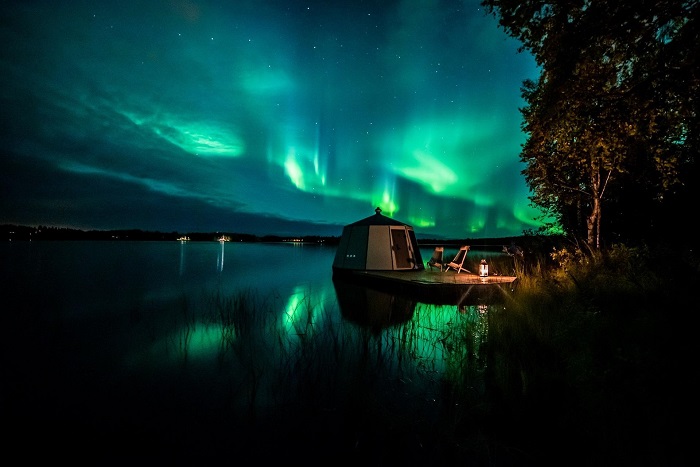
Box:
[1,0,554,238]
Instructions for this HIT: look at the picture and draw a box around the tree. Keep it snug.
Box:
[482,0,699,248]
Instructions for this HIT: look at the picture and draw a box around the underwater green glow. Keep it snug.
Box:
[281,285,336,342]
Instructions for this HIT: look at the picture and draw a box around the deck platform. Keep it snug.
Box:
[332,269,518,306]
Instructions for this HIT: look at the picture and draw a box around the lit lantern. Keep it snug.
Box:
[479,259,488,277]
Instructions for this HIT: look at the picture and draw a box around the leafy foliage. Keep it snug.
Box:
[481,0,699,248]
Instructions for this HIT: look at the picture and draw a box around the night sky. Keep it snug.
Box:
[1,0,548,239]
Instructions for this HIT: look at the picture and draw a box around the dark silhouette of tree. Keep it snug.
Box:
[482,0,699,248]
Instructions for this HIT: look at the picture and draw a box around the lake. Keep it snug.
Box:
[5,240,687,465]
[3,241,511,464]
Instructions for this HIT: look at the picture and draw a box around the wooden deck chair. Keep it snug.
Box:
[426,246,445,271]
[445,245,471,274]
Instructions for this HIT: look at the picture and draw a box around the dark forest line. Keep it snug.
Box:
[0,224,563,253]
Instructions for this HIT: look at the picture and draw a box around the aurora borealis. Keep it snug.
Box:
[1,0,548,239]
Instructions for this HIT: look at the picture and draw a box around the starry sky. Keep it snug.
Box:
[1,0,548,239]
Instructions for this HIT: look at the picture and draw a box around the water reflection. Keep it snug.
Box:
[216,240,225,271]
[332,275,497,380]
[2,241,502,463]
[2,241,683,463]
[179,240,186,276]
[333,278,416,332]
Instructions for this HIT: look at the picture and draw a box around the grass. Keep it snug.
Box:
[198,243,693,464]
[6,242,695,465]
[136,243,692,464]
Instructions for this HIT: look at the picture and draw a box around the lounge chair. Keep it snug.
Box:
[445,245,471,274]
[426,246,445,271]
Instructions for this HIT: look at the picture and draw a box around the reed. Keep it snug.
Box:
[472,242,695,464]
[161,243,695,464]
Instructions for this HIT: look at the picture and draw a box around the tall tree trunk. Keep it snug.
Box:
[587,204,596,248]
[587,166,602,248]
[596,198,601,249]
[591,195,601,249]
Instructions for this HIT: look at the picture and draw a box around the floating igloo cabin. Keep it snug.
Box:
[332,207,424,275]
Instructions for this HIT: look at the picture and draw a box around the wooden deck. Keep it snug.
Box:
[332,268,518,306]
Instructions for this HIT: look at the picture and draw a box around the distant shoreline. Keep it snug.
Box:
[0,223,555,249]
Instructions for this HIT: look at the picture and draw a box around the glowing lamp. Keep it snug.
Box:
[479,259,488,277]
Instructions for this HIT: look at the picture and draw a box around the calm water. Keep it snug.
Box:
[3,241,690,465]
[3,241,507,463]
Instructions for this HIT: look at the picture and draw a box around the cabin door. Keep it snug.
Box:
[390,227,414,269]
